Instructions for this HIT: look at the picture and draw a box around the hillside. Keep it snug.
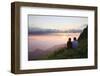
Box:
[78,26,88,41]
[28,44,66,60]
[45,27,88,60]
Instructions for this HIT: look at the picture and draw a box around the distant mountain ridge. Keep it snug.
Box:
[28,27,83,35]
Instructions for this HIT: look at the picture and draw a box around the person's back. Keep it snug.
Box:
[67,38,72,48]
[72,37,78,48]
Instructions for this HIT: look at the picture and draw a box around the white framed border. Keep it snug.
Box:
[20,6,95,70]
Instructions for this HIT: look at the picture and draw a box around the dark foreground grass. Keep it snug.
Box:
[45,39,88,60]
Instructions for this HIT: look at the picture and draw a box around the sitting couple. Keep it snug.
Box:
[67,37,78,49]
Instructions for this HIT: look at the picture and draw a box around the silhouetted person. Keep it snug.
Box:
[72,37,78,48]
[67,38,72,48]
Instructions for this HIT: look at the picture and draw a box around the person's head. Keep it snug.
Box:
[68,38,71,41]
[73,37,77,41]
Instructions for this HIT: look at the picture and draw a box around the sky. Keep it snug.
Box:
[28,15,88,32]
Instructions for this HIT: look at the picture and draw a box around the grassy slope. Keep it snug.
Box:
[45,27,88,60]
[46,39,88,60]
